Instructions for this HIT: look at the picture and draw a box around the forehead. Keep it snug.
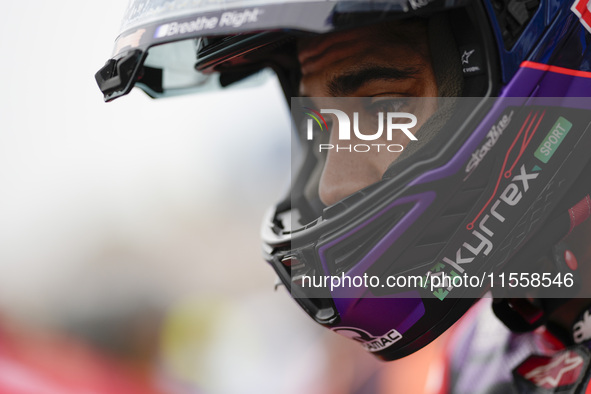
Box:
[299,22,418,59]
[297,20,429,95]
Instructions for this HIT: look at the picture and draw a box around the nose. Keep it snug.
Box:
[318,126,386,206]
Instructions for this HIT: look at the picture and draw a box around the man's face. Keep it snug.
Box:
[297,21,438,206]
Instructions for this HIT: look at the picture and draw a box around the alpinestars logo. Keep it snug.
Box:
[304,108,417,153]
[332,327,402,352]
[461,49,475,64]
[519,351,585,389]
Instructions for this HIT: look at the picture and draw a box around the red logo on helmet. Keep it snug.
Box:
[514,350,586,389]
[572,0,591,34]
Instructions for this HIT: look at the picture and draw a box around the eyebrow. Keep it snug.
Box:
[327,64,423,96]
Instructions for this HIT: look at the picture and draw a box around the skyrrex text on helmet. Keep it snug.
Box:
[426,164,539,301]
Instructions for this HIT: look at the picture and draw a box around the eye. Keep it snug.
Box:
[366,98,408,114]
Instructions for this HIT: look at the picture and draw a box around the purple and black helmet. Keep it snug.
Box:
[97,0,591,360]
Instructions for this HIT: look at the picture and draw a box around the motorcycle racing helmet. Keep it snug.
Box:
[97,0,591,360]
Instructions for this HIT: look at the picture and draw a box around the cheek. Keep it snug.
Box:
[375,150,404,176]
[331,123,405,175]
[318,147,390,206]
[412,98,438,130]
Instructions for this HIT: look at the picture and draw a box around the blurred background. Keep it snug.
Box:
[0,1,445,393]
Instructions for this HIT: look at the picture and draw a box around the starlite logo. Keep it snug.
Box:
[304,107,417,153]
[464,110,514,178]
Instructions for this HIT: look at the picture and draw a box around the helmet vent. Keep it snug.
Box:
[323,205,410,276]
